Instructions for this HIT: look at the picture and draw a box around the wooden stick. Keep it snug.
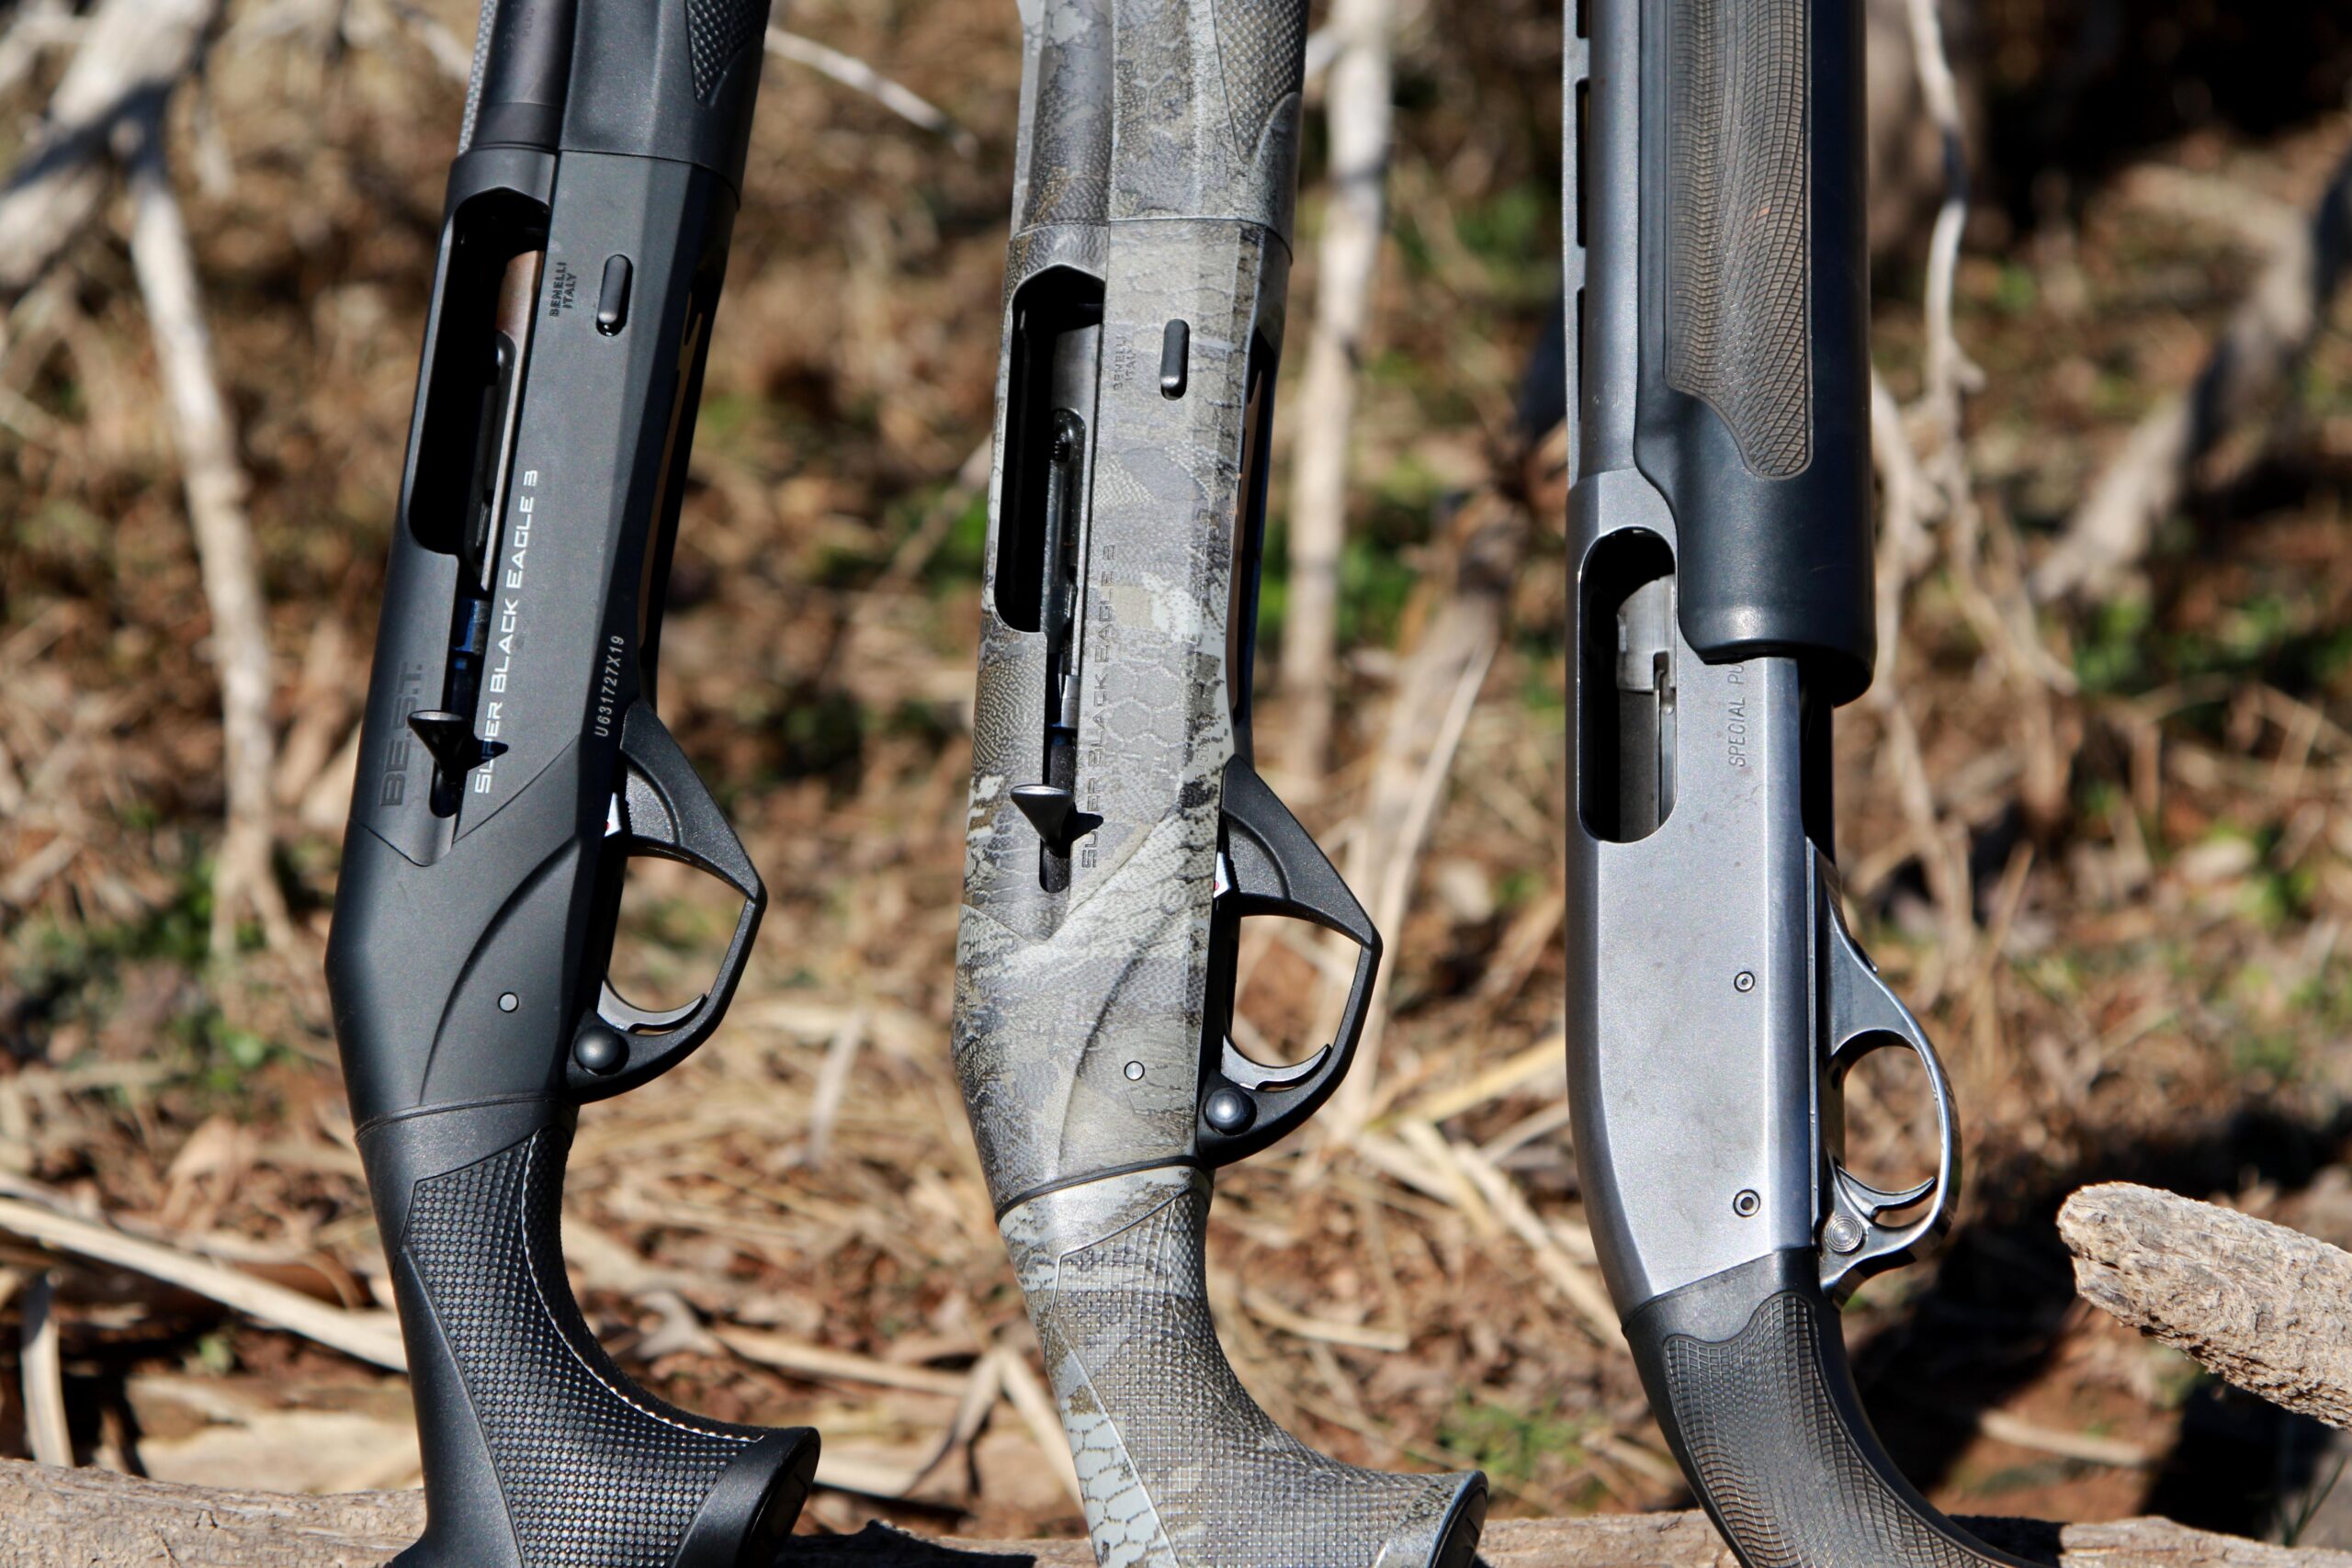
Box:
[764,28,977,158]
[5,1459,2346,1566]
[2061,1181,2352,1431]
[0,0,221,303]
[1322,491,1526,1141]
[0,0,76,104]
[1275,0,1395,789]
[123,105,293,955]
[2035,145,2352,602]
[0,1196,406,1371]
[20,1272,73,1467]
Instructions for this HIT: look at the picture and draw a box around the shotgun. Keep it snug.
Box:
[950,2,1487,1563]
[1563,1,2030,1562]
[324,3,817,1562]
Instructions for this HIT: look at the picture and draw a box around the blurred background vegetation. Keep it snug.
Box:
[5,0,2352,1547]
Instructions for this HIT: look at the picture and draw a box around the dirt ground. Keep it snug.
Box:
[7,0,2352,1549]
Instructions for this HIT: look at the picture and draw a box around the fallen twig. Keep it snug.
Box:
[0,0,76,103]
[0,1195,405,1371]
[1322,491,1527,1140]
[0,0,221,304]
[20,1271,72,1467]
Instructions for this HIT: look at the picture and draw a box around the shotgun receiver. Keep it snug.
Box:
[1564,2,2029,1563]
[324,3,817,1563]
[951,2,1486,1563]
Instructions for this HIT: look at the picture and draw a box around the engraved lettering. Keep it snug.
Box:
[544,262,579,319]
[592,634,627,739]
[1725,663,1749,769]
[379,661,424,807]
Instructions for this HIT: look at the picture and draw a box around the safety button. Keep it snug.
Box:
[595,255,631,335]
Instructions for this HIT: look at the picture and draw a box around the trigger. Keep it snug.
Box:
[614,701,761,901]
[1832,1164,1935,1219]
[1219,1034,1329,1092]
[599,979,699,1032]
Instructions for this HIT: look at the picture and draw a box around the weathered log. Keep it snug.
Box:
[2062,1180,2352,1431]
[6,1458,2346,1567]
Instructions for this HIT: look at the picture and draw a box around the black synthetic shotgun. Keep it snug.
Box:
[325,3,816,1564]
[1563,1,2033,1563]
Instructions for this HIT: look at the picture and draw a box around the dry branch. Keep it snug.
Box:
[2035,145,2352,602]
[1275,0,1394,789]
[2061,1181,2352,1431]
[124,106,293,955]
[19,1272,72,1467]
[0,0,220,303]
[764,28,977,158]
[1323,486,1528,1138]
[0,1193,406,1371]
[4,1461,2344,1567]
[0,0,290,953]
[0,0,77,103]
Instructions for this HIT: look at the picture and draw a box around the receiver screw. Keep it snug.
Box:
[1124,1061,1146,1081]
[498,992,519,1013]
[1733,971,1756,993]
[1826,1213,1865,1254]
[1732,1189,1760,1217]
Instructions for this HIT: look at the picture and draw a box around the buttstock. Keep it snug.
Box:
[1001,1168,1487,1568]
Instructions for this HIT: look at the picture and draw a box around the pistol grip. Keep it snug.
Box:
[359,1100,817,1568]
[1623,1252,2033,1568]
[1001,1167,1486,1568]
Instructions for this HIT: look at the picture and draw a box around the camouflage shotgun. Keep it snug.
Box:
[324,2,817,1563]
[1564,0,2030,1562]
[952,2,1487,1564]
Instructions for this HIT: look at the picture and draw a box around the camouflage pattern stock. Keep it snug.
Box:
[953,3,1487,1565]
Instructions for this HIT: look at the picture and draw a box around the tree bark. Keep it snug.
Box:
[2062,1181,2352,1431]
[5,1460,2344,1567]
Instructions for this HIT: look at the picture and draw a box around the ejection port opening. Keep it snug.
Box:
[1579,528,1678,843]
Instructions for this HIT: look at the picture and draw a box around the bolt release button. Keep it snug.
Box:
[595,255,632,336]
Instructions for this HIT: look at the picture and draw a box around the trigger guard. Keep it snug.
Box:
[1196,758,1384,1168]
[567,892,760,1103]
[1832,1165,1936,1217]
[1816,856,1962,1298]
[615,701,761,899]
[565,703,769,1105]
